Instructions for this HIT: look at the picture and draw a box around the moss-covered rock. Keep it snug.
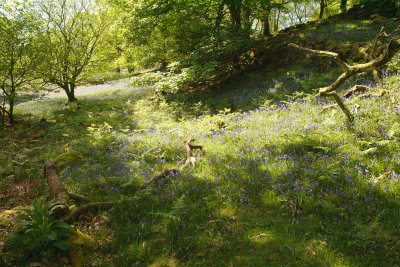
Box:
[54,150,84,169]
[0,206,25,226]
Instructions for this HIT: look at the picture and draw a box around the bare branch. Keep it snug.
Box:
[288,43,350,70]
[343,85,372,98]
[140,168,180,189]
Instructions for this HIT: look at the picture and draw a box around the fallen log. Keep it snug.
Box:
[44,161,70,218]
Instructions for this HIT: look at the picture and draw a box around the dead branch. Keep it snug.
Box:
[321,89,390,113]
[140,168,180,189]
[44,139,204,222]
[288,43,350,70]
[343,85,372,98]
[288,36,400,120]
[368,27,390,84]
[353,89,390,100]
[368,27,385,61]
[183,139,203,169]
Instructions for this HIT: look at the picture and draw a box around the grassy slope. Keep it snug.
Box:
[2,18,400,266]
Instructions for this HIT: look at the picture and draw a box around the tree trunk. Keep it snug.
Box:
[227,0,242,29]
[64,83,77,102]
[263,19,271,37]
[242,7,252,36]
[340,0,347,14]
[161,60,168,70]
[274,8,281,32]
[8,100,14,123]
[0,108,4,128]
[319,0,325,19]
[215,3,225,48]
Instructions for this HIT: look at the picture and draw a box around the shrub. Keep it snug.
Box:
[2,199,73,265]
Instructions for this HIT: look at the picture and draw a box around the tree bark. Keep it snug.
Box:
[226,0,242,29]
[340,0,347,14]
[263,19,271,37]
[319,0,325,19]
[8,99,14,124]
[64,83,77,102]
[242,7,252,36]
[44,161,70,218]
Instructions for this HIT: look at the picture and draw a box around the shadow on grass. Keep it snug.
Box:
[161,64,374,119]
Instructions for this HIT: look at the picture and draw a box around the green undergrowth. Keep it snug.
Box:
[2,18,400,266]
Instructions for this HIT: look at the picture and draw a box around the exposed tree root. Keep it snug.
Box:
[68,192,90,203]
[44,140,204,222]
[289,29,400,120]
[63,201,114,222]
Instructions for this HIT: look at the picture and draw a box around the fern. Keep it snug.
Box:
[152,195,188,222]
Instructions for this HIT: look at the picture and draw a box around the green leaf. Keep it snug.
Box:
[361,147,378,156]
[53,222,72,230]
[388,123,400,139]
[26,238,40,251]
[47,231,57,241]
[53,240,70,250]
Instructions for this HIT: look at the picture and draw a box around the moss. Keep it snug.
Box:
[0,206,25,226]
[54,150,84,169]
[68,228,95,267]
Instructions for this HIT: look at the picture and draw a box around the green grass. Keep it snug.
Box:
[2,18,400,266]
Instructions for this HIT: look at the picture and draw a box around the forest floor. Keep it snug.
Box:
[2,17,400,266]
